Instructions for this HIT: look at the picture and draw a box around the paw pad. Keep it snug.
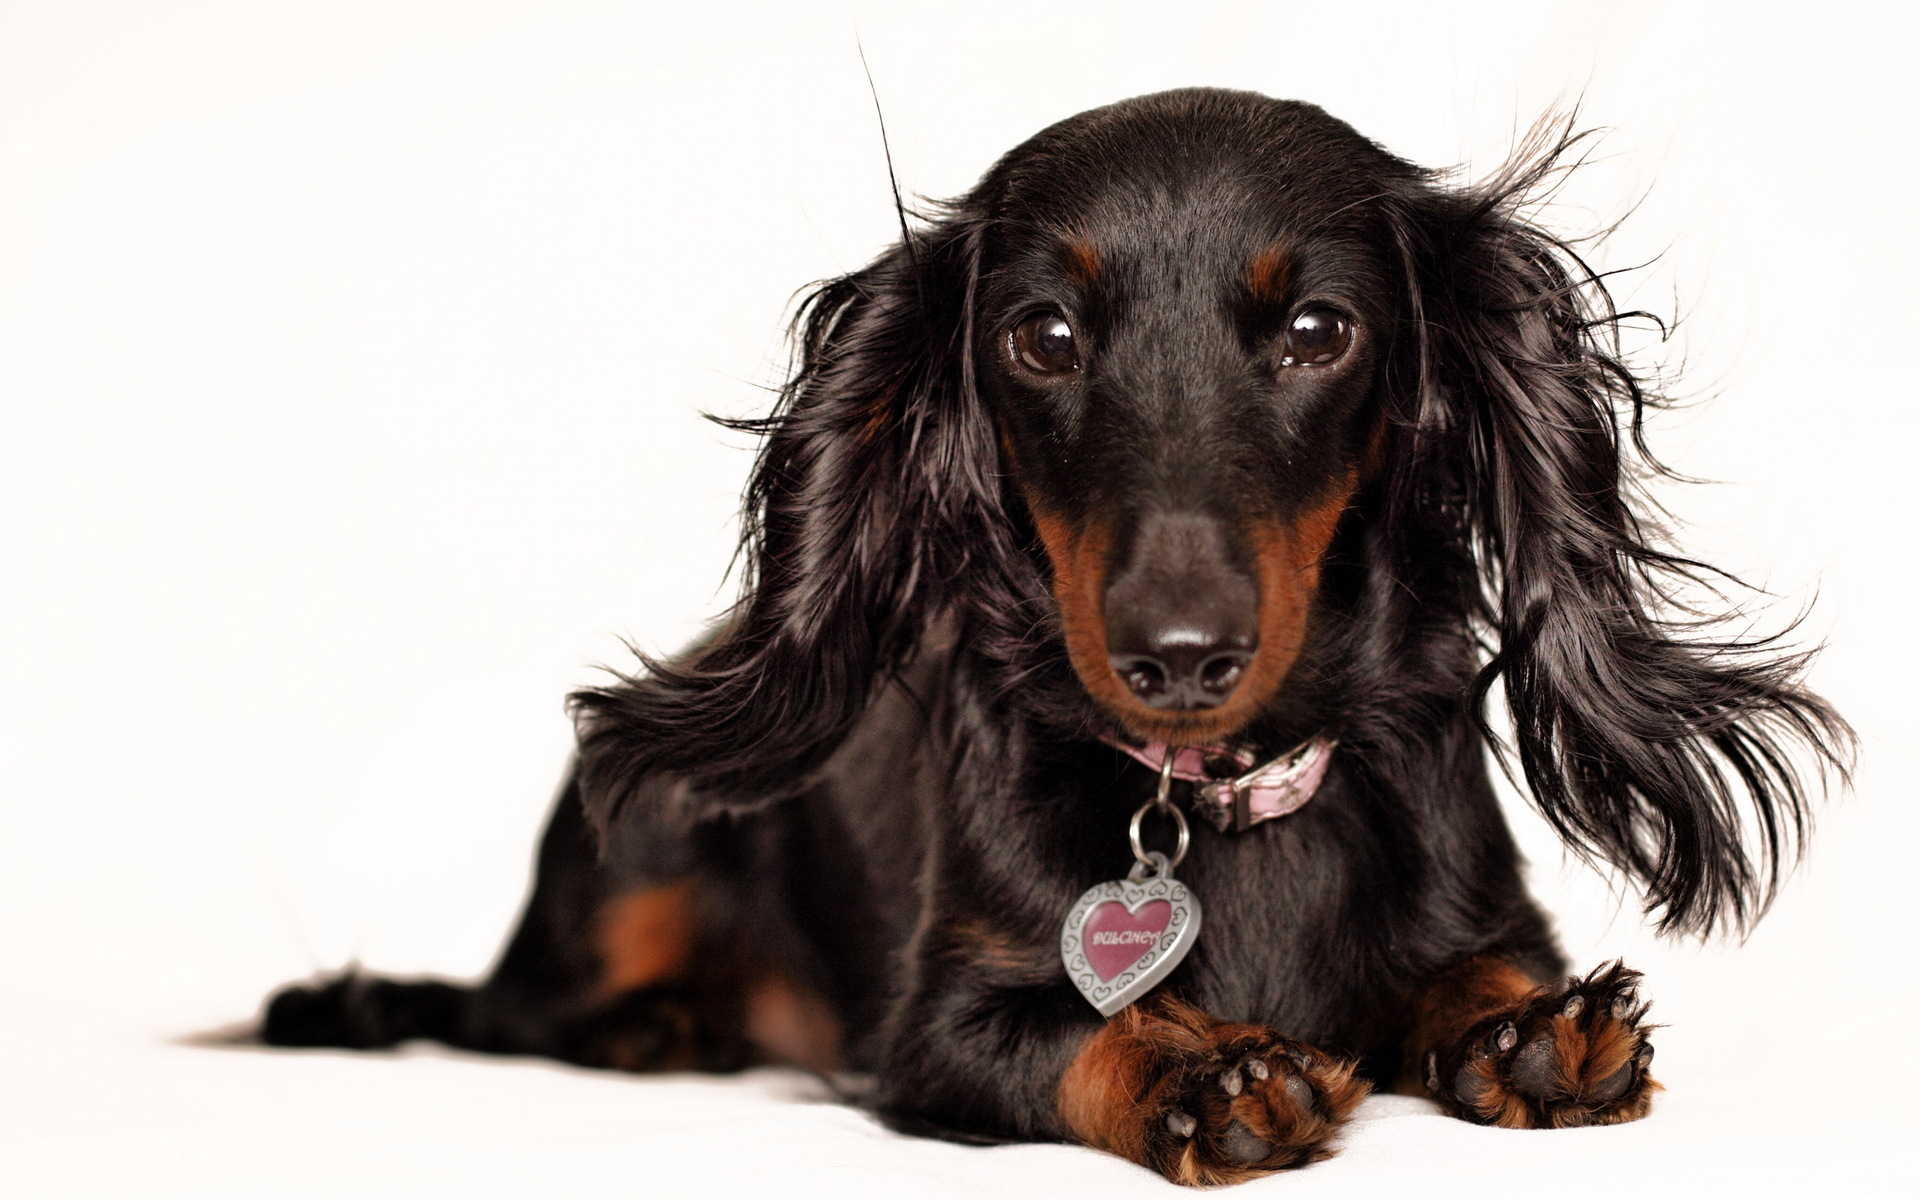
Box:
[1221,1120,1271,1164]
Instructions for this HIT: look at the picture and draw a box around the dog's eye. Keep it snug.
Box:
[1011,312,1080,375]
[1281,309,1351,366]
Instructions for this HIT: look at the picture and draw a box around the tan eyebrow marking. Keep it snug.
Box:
[1247,244,1291,303]
[1066,239,1102,286]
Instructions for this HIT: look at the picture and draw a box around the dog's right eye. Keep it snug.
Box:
[1281,308,1352,366]
[1011,312,1080,375]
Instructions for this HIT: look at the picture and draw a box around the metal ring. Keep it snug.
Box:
[1130,748,1190,870]
[1155,748,1176,808]
[1129,797,1190,870]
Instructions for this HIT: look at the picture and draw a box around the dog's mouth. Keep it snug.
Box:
[1028,477,1355,745]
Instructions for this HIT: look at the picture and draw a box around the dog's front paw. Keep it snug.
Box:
[1148,1031,1368,1185]
[1426,961,1659,1129]
[1060,997,1369,1186]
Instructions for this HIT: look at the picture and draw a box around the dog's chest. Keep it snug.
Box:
[1168,814,1387,1036]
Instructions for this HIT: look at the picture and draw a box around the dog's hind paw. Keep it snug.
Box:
[1426,961,1660,1129]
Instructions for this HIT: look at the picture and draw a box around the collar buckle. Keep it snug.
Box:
[1129,735,1334,835]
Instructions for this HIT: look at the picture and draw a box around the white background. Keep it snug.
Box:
[1,1,1914,1196]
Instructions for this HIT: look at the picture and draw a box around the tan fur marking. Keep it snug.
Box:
[949,918,1052,976]
[1550,1014,1589,1098]
[858,388,893,445]
[1361,410,1389,481]
[1397,956,1540,1095]
[1028,504,1137,723]
[1582,1016,1640,1091]
[1247,245,1291,303]
[1059,995,1214,1162]
[1468,1056,1534,1128]
[595,880,696,995]
[744,973,844,1073]
[1066,239,1102,287]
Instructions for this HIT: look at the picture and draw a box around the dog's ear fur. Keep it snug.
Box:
[1384,127,1852,936]
[570,213,1018,832]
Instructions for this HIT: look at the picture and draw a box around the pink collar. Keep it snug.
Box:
[1103,735,1338,833]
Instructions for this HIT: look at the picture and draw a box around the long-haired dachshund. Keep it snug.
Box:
[261,89,1847,1185]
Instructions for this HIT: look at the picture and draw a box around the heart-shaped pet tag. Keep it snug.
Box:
[1059,855,1202,1016]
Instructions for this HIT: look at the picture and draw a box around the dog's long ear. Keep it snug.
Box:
[570,213,1013,833]
[1386,130,1852,936]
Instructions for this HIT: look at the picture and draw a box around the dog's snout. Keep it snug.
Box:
[1103,513,1259,711]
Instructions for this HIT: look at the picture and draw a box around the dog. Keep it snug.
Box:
[261,88,1847,1185]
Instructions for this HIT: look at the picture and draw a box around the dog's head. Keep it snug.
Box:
[969,94,1399,745]
[575,89,1848,937]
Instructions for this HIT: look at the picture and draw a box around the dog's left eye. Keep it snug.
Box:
[1011,312,1080,375]
[1281,308,1352,366]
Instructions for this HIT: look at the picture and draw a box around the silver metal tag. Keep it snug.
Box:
[1059,852,1202,1017]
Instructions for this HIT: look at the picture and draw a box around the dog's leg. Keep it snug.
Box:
[262,770,768,1072]
[1406,957,1659,1128]
[878,922,1364,1185]
[1056,995,1369,1186]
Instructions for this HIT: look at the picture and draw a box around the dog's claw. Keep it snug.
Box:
[1220,1067,1243,1096]
[1613,992,1638,1022]
[1562,993,1585,1019]
[1424,1050,1441,1093]
[1166,1109,1197,1138]
[1245,1056,1270,1082]
[1493,1021,1518,1053]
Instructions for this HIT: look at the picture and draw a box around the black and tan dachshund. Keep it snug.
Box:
[262,89,1847,1185]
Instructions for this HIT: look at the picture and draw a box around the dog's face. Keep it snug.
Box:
[975,94,1402,745]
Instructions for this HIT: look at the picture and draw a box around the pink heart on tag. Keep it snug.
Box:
[1082,899,1172,981]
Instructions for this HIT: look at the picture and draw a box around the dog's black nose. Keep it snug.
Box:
[1107,632,1255,709]
[1103,513,1259,710]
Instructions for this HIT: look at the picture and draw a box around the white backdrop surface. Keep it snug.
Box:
[1,1,1915,1196]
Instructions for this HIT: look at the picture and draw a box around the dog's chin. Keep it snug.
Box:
[1092,678,1275,748]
